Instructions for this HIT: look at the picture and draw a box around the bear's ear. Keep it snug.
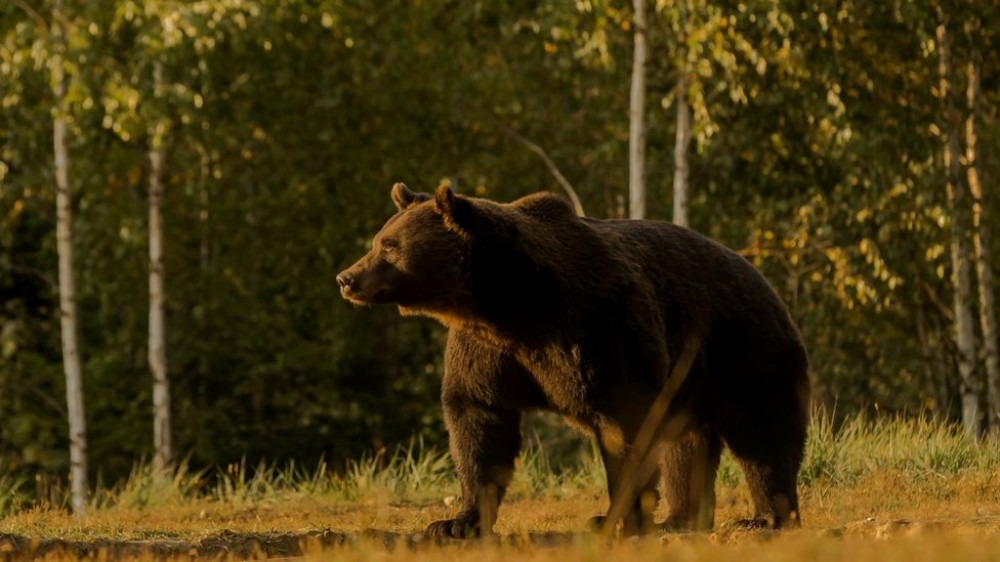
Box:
[390,182,430,211]
[434,185,476,233]
[434,184,456,216]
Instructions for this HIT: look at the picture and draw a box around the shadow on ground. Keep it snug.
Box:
[2,517,999,561]
[0,528,578,561]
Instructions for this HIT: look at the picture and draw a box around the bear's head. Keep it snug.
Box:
[339,182,579,331]
[336,183,479,318]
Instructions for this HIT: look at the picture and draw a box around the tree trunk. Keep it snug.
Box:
[504,128,585,216]
[915,295,950,419]
[964,57,1000,431]
[672,1,691,228]
[149,60,172,473]
[937,19,981,439]
[628,0,647,220]
[51,0,89,514]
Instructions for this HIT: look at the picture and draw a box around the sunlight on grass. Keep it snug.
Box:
[1,414,998,554]
[290,534,1000,562]
[4,414,1000,513]
[0,472,27,515]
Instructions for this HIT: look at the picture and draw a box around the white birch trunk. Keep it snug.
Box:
[51,0,88,514]
[672,1,691,228]
[964,59,1000,431]
[149,60,172,473]
[937,21,981,439]
[947,136,980,439]
[628,0,647,220]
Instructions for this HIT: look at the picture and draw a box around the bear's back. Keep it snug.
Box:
[585,217,797,340]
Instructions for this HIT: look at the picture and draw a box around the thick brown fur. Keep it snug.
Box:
[337,183,810,538]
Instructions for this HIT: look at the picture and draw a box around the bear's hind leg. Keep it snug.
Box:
[660,428,723,532]
[733,456,802,529]
[593,447,661,536]
[720,384,807,530]
[723,411,806,529]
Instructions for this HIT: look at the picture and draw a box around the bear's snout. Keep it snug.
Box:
[336,266,383,304]
[336,271,355,294]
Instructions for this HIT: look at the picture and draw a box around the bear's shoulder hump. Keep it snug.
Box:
[511,192,576,222]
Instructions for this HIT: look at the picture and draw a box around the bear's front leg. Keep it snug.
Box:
[425,333,526,539]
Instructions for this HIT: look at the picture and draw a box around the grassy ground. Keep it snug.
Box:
[2,415,999,560]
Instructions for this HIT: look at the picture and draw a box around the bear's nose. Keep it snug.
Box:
[336,272,353,291]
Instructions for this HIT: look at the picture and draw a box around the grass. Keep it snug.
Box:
[1,413,999,560]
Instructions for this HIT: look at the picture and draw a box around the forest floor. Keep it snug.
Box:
[3,416,1000,560]
[2,470,1000,561]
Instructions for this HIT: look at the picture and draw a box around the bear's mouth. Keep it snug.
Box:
[341,285,392,306]
[341,286,373,305]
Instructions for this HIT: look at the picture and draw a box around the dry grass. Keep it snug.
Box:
[2,415,1000,560]
[294,533,1000,562]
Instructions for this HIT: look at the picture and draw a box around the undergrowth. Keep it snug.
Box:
[2,413,998,516]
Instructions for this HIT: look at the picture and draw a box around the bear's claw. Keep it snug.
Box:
[424,515,481,539]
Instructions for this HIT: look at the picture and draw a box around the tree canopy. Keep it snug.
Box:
[1,0,998,485]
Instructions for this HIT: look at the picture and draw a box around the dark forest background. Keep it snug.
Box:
[1,0,999,485]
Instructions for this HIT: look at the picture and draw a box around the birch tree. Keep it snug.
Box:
[671,0,691,228]
[149,59,172,473]
[51,0,88,514]
[628,0,647,219]
[963,49,1000,431]
[936,16,980,439]
[5,0,1000,480]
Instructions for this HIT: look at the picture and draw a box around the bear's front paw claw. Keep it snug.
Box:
[425,516,481,539]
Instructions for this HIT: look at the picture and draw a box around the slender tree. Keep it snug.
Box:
[672,0,691,228]
[629,0,648,219]
[51,0,88,514]
[963,49,1000,431]
[149,59,172,473]
[937,16,980,439]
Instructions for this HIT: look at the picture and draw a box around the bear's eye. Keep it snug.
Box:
[380,239,399,254]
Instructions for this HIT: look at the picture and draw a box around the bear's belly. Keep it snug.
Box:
[513,344,598,421]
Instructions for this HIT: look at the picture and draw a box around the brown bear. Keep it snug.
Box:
[337,183,810,538]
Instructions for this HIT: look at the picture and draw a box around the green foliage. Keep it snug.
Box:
[4,417,999,515]
[796,412,1000,487]
[96,460,208,509]
[333,439,456,502]
[1,0,999,494]
[0,473,28,516]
